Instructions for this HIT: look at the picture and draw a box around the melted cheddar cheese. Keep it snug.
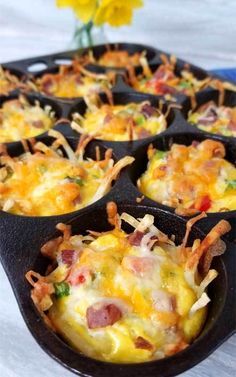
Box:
[132,63,210,98]
[138,139,236,213]
[0,135,133,216]
[72,102,167,141]
[27,205,229,363]
[33,228,208,362]
[188,101,236,137]
[33,61,111,98]
[97,50,143,68]
[0,97,55,142]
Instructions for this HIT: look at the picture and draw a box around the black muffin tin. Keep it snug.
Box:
[0,42,236,377]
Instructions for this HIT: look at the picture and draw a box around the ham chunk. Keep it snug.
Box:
[127,231,144,246]
[86,303,122,329]
[122,256,155,276]
[60,249,76,266]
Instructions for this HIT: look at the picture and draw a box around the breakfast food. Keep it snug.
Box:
[88,48,145,68]
[26,202,230,363]
[128,55,210,98]
[0,66,21,95]
[138,139,236,214]
[0,95,56,142]
[188,100,236,137]
[0,131,133,216]
[71,95,168,141]
[29,59,112,98]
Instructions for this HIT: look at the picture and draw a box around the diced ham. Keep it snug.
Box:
[153,66,175,81]
[198,115,217,126]
[134,336,153,351]
[60,249,76,266]
[32,120,44,129]
[154,82,177,95]
[86,303,122,329]
[141,103,156,118]
[41,76,54,94]
[122,256,155,276]
[73,194,81,205]
[127,230,144,246]
[67,266,91,286]
[198,103,218,125]
[191,141,200,148]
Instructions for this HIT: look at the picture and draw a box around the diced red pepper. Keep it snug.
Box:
[78,274,86,284]
[197,195,212,212]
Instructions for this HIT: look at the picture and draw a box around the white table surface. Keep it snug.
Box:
[0,1,235,376]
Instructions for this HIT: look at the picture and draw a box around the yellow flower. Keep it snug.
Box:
[57,0,97,23]
[94,0,143,27]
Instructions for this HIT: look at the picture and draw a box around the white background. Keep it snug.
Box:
[0,1,236,376]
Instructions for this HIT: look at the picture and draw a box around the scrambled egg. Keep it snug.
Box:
[47,229,206,363]
[138,139,236,213]
[34,62,111,98]
[0,97,55,142]
[73,102,167,141]
[0,136,133,216]
[188,101,236,137]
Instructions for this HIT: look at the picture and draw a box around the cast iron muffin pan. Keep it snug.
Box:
[0,42,236,377]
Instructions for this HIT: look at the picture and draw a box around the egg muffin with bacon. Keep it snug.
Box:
[0,131,133,216]
[30,59,112,99]
[26,202,230,363]
[128,55,210,98]
[138,139,236,214]
[188,100,236,137]
[72,96,167,141]
[94,49,145,68]
[0,95,56,143]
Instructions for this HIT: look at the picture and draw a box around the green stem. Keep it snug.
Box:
[85,21,93,47]
[73,21,94,48]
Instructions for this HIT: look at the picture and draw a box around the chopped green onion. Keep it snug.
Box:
[135,115,146,125]
[66,176,84,186]
[54,282,70,299]
[179,81,192,89]
[154,150,166,159]
[226,179,236,190]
